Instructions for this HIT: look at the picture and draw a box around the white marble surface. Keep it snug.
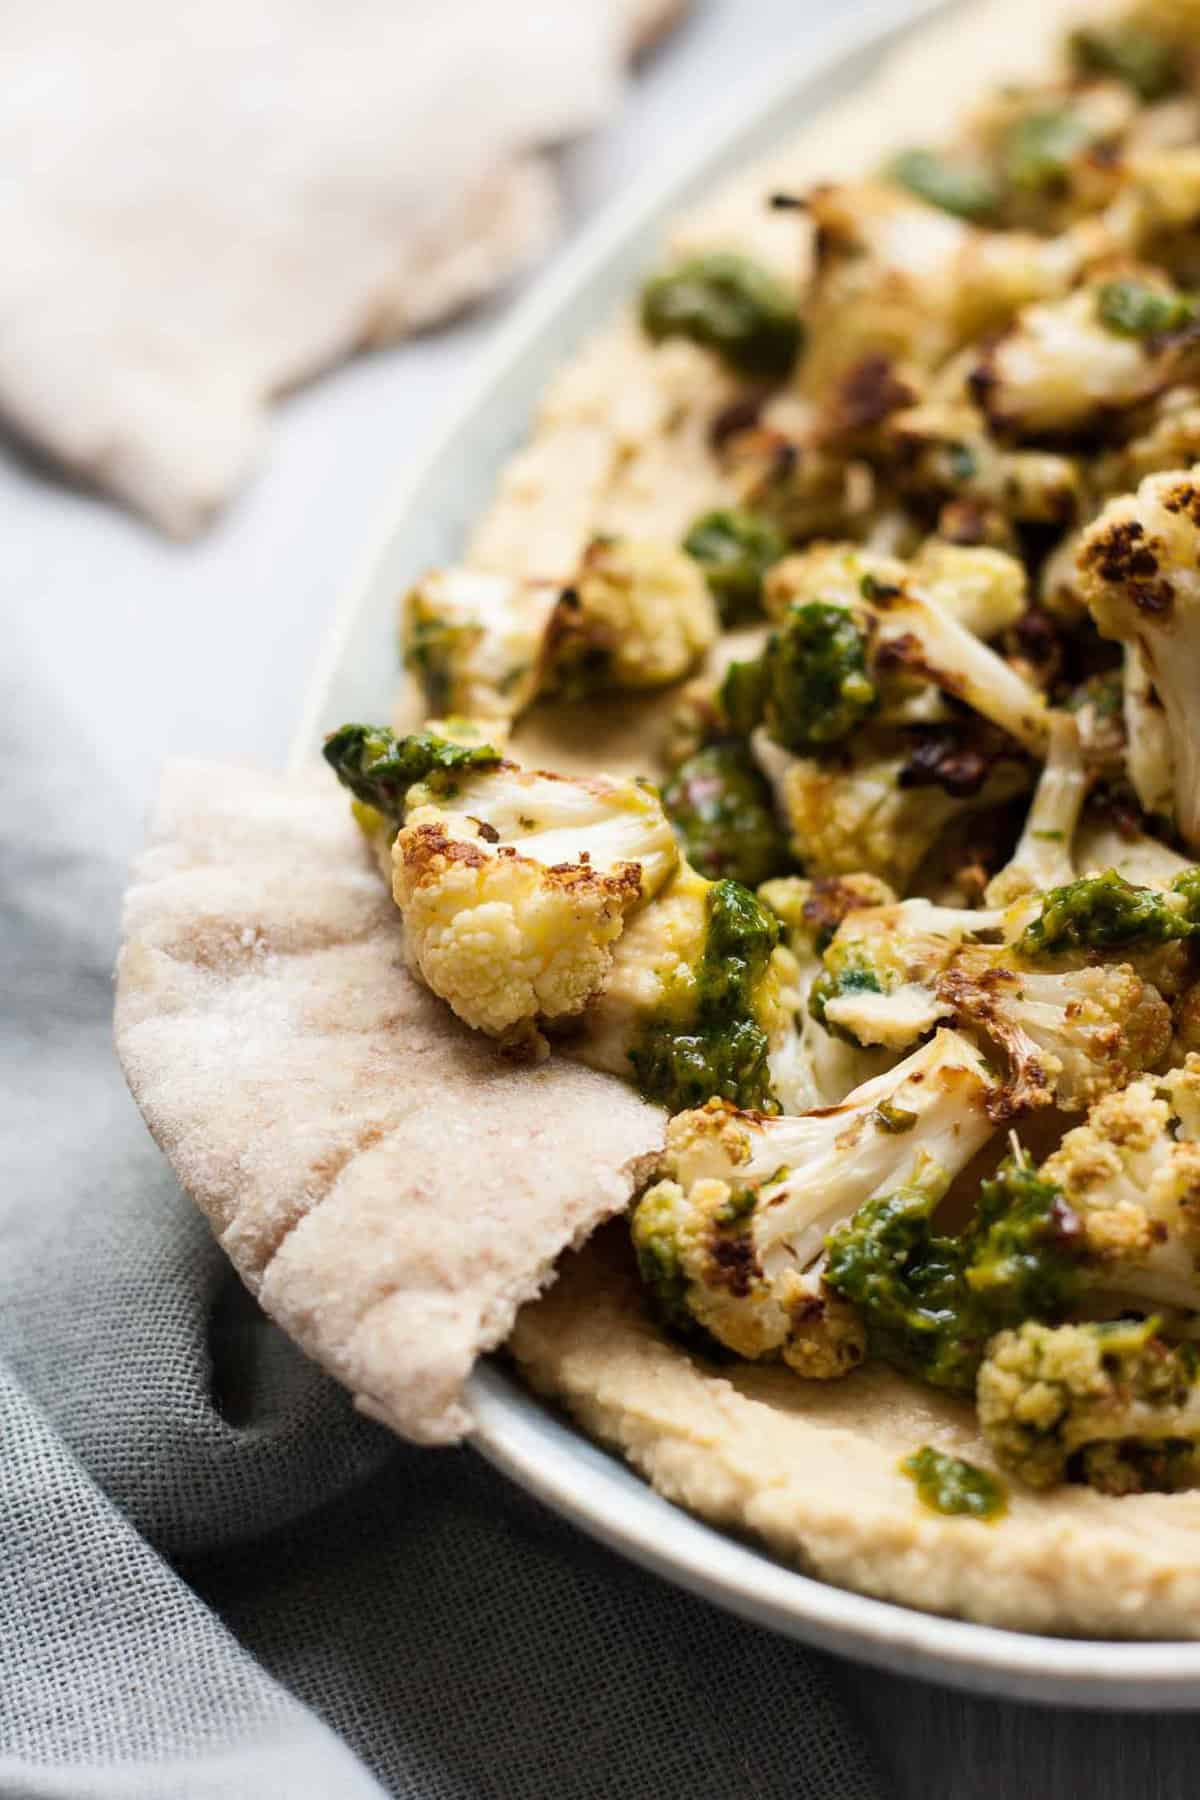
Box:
[11,0,1200,1789]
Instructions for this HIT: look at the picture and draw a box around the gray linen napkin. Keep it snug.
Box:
[0,663,884,1797]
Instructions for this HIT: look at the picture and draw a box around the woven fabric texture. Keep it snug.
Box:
[0,666,884,1797]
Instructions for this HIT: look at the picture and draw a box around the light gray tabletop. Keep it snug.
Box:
[10,0,1197,1790]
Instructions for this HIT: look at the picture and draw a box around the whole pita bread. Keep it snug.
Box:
[114,759,664,1444]
[0,0,686,537]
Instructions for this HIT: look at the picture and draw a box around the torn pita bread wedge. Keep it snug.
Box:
[114,759,664,1444]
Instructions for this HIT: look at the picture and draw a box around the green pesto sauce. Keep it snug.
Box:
[629,879,780,1113]
[719,601,878,754]
[889,148,999,222]
[1017,869,1196,958]
[683,508,787,625]
[824,1187,982,1394]
[765,602,878,752]
[1069,23,1179,101]
[1096,279,1196,340]
[640,252,801,380]
[662,743,789,888]
[1002,108,1091,193]
[902,1446,1007,1521]
[323,725,501,823]
[965,1158,1083,1326]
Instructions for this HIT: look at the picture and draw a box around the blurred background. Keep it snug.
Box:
[7,0,1200,1793]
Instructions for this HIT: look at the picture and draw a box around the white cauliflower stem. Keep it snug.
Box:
[986,711,1090,905]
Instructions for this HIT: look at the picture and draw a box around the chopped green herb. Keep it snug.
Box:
[873,1101,919,1134]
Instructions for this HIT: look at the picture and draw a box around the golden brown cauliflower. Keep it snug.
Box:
[393,762,678,1045]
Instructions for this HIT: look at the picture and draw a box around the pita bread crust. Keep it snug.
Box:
[115,760,664,1444]
[512,1231,1200,1639]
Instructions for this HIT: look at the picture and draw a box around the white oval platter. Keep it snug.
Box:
[291,0,1200,1707]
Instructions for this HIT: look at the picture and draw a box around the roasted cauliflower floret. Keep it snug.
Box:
[969,278,1197,438]
[751,725,1030,891]
[761,538,1028,642]
[402,567,559,721]
[809,864,1180,1108]
[394,762,679,1042]
[630,1171,868,1376]
[722,424,878,543]
[809,896,1003,1052]
[546,536,718,696]
[631,1029,998,1375]
[941,947,1173,1114]
[1036,1062,1200,1313]
[402,538,717,725]
[978,1315,1200,1491]
[748,555,1051,754]
[325,724,680,1047]
[1077,465,1200,849]
[889,399,1083,530]
[800,182,1079,402]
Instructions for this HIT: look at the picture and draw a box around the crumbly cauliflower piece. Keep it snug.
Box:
[630,1029,997,1376]
[978,1315,1200,1491]
[1039,1062,1200,1313]
[889,399,1083,529]
[986,711,1090,906]
[799,182,1079,402]
[761,537,1027,642]
[751,726,1030,891]
[547,537,718,694]
[812,897,1004,1052]
[969,280,1194,438]
[402,567,560,721]
[393,763,678,1041]
[402,537,717,725]
[1077,465,1200,847]
[939,948,1173,1114]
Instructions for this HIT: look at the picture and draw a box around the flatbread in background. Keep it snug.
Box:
[0,0,688,538]
[114,760,664,1444]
